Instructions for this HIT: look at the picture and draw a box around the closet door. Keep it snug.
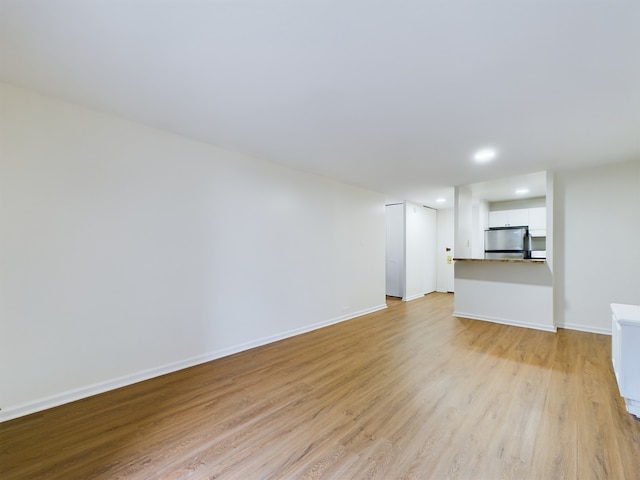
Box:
[385,203,404,297]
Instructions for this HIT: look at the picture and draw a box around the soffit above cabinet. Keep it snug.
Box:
[469,171,547,203]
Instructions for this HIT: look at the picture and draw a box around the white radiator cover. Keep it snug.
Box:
[611,303,640,418]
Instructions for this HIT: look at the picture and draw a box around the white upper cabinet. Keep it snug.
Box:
[489,209,529,228]
[488,211,508,228]
[528,207,547,236]
[488,207,546,236]
[506,209,530,227]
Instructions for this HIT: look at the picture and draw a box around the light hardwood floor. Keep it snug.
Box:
[2,293,639,479]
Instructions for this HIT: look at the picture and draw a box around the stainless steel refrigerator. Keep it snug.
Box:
[484,226,530,259]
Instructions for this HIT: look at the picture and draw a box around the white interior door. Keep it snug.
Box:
[385,204,404,297]
[404,203,437,300]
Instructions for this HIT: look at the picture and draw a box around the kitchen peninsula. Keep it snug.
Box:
[453,258,554,331]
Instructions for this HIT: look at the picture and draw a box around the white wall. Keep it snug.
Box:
[554,159,640,333]
[471,199,489,258]
[545,171,555,272]
[404,203,437,301]
[436,208,455,293]
[454,185,473,258]
[0,83,386,420]
[489,197,546,211]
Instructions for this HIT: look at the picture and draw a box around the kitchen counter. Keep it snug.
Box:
[453,258,546,264]
[453,258,554,332]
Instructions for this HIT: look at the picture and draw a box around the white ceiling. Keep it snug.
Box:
[1,0,639,207]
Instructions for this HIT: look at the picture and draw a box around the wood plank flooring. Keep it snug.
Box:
[2,293,639,479]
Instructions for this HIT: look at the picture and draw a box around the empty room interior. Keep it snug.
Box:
[1,1,639,479]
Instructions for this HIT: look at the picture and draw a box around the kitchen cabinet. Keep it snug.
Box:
[488,207,546,236]
[528,207,547,236]
[488,211,507,228]
[611,303,640,418]
[489,209,529,228]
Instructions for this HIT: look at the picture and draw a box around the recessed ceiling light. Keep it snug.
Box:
[515,188,529,195]
[436,197,446,203]
[473,148,497,163]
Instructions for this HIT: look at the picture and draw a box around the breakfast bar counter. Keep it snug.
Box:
[453,258,554,332]
[453,258,546,264]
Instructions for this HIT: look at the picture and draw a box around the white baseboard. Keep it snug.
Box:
[403,293,425,302]
[0,303,387,423]
[453,310,557,333]
[555,322,612,335]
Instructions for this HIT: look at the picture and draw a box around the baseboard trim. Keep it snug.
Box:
[403,293,425,302]
[452,310,557,333]
[0,303,387,423]
[556,323,612,335]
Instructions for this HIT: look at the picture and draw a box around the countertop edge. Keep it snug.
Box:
[453,258,547,264]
